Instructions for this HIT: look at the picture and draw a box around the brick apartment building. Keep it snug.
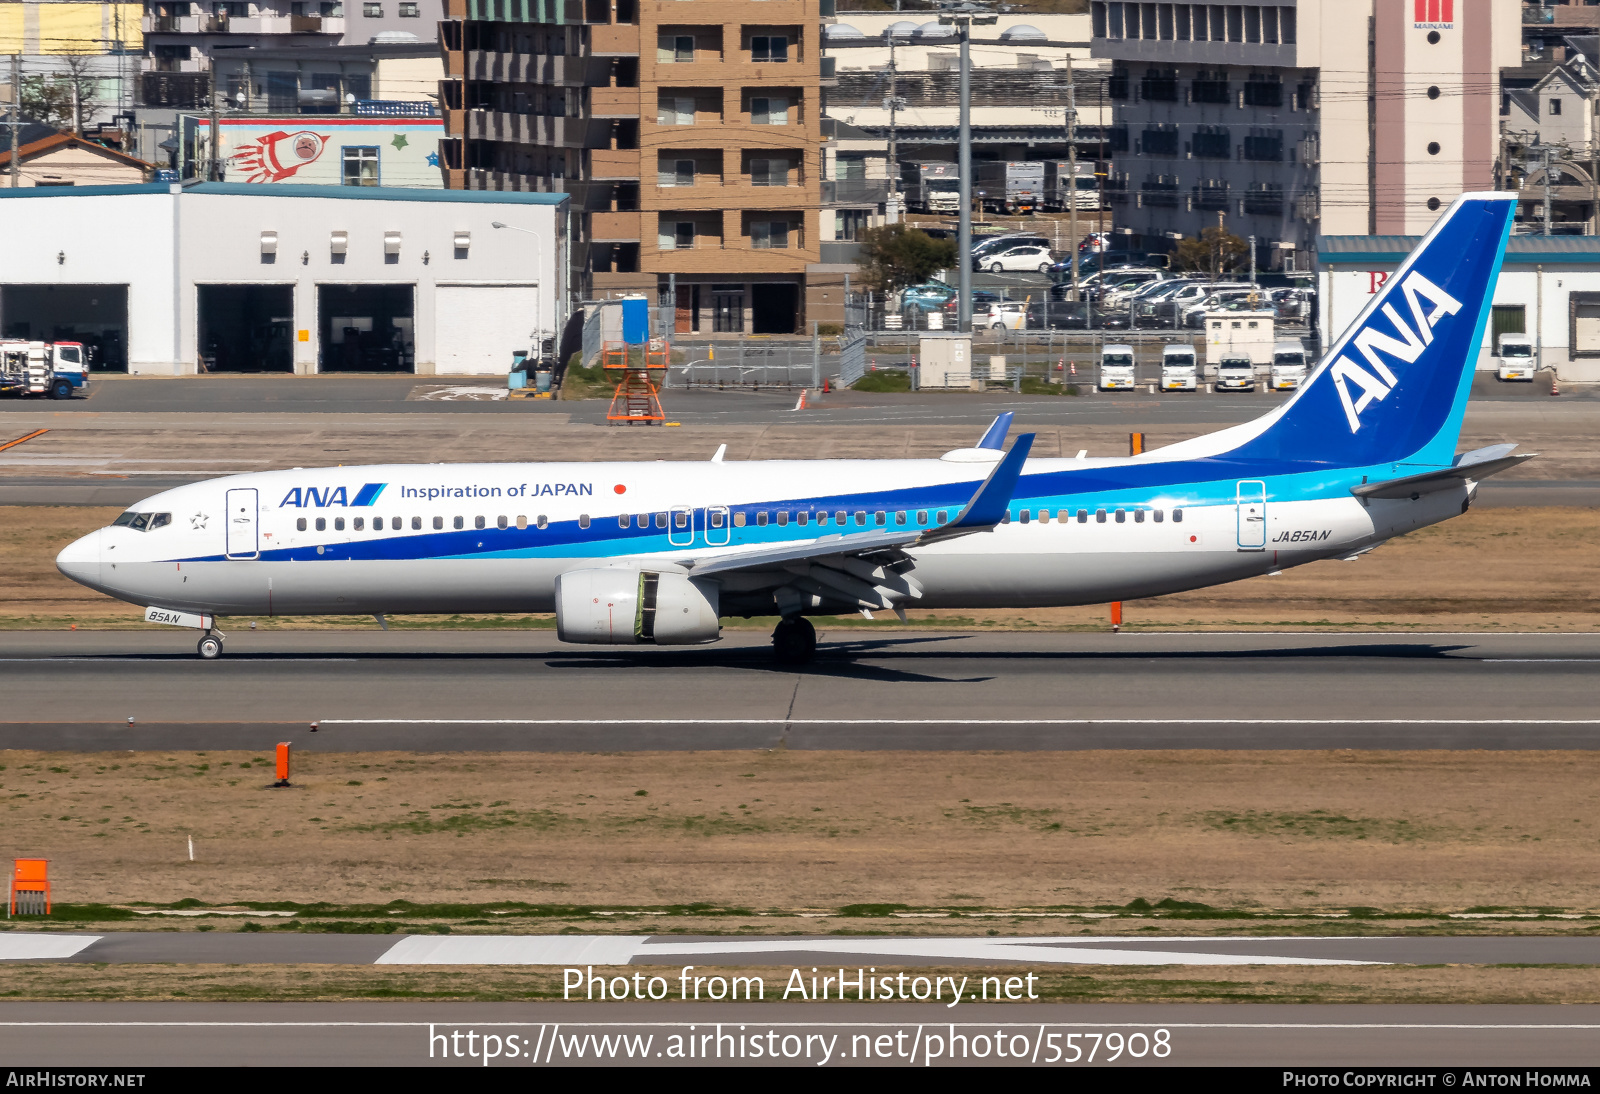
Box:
[438,0,825,335]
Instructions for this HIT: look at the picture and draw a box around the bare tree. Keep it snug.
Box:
[20,55,98,135]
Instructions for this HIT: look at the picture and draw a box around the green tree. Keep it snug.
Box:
[856,224,957,292]
[1173,226,1249,280]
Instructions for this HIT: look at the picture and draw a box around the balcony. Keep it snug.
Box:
[591,86,640,118]
[822,178,888,205]
[592,210,643,241]
[590,148,642,179]
[290,14,322,32]
[591,22,640,54]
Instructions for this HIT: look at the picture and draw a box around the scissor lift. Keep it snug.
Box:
[603,339,668,426]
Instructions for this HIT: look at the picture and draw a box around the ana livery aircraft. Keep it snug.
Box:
[57,193,1531,663]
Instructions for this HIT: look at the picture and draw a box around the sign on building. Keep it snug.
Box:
[194,117,444,188]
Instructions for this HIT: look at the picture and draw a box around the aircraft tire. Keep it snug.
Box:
[772,617,816,665]
[197,635,223,660]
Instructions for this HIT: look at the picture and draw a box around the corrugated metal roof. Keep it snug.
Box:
[0,182,568,205]
[1320,233,1600,263]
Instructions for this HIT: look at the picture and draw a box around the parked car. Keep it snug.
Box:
[974,234,1049,259]
[1081,266,1167,303]
[1182,289,1265,329]
[981,302,1029,330]
[941,289,1003,314]
[976,242,1055,273]
[900,280,956,311]
[1026,300,1119,330]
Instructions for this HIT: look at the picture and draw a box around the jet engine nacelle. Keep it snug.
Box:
[554,568,721,645]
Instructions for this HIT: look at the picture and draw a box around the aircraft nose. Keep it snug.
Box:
[56,529,102,587]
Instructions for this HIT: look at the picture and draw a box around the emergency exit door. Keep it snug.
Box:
[225,488,259,559]
[1235,480,1266,551]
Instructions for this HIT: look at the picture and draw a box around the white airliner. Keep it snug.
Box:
[57,193,1531,663]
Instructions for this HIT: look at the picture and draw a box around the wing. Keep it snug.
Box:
[660,434,1036,615]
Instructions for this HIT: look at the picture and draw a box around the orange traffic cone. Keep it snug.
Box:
[1550,371,1561,397]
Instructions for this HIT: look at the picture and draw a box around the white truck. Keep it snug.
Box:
[1043,159,1102,211]
[0,340,89,400]
[1269,340,1308,391]
[1098,343,1136,391]
[1205,309,1275,375]
[1160,344,1198,391]
[1216,353,1258,392]
[975,161,1045,215]
[900,161,961,215]
[1495,333,1535,381]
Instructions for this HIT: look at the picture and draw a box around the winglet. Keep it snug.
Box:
[919,433,1035,544]
[976,412,1014,450]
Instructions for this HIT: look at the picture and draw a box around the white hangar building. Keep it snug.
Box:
[0,183,567,376]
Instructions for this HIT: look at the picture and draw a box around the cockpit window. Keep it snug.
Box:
[110,511,171,532]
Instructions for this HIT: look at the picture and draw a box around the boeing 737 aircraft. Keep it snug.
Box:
[56,192,1531,663]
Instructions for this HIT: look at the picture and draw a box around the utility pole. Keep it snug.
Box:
[208,67,220,180]
[886,29,900,221]
[942,8,996,332]
[1065,54,1080,302]
[1591,85,1599,234]
[957,18,973,333]
[1248,233,1256,286]
[8,55,19,189]
[1214,209,1225,281]
[1543,146,1553,236]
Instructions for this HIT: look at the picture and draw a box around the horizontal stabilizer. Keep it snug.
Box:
[1351,444,1536,500]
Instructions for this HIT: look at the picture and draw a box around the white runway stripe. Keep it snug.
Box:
[320,718,1600,726]
[370,934,1382,967]
[375,935,648,966]
[0,935,101,960]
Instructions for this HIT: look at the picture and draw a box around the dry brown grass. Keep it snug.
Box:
[6,750,1600,916]
[4,963,1600,1005]
[5,505,1598,630]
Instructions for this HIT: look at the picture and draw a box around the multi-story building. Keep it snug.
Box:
[0,2,145,129]
[437,0,824,336]
[140,0,442,109]
[1090,0,1519,270]
[820,12,1108,257]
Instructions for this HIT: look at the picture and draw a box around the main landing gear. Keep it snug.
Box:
[771,616,816,665]
[197,631,224,660]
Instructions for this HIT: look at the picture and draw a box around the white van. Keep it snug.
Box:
[1160,344,1198,391]
[1216,353,1257,392]
[1496,333,1535,381]
[1270,340,1308,391]
[1098,344,1136,391]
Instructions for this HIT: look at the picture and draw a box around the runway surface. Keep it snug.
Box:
[3,631,1599,751]
[1,1001,1597,1066]
[9,932,1600,968]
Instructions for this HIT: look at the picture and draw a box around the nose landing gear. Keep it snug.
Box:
[197,632,224,660]
[771,616,816,665]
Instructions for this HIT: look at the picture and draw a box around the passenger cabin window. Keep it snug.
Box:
[453,516,464,529]
[297,517,307,531]
[434,516,444,530]
[353,517,364,531]
[411,516,421,530]
[674,511,688,529]
[1078,509,1088,523]
[475,516,486,529]
[314,517,325,531]
[1135,510,1145,523]
[710,510,725,529]
[733,512,746,527]
[373,517,384,530]
[1154,510,1164,522]
[335,517,345,531]
[579,514,590,529]
[916,511,928,525]
[538,515,549,529]
[517,515,528,529]
[936,511,949,525]
[1115,509,1126,523]
[1173,509,1184,522]
[757,511,768,526]
[655,513,666,528]
[895,511,906,526]
[619,514,631,528]
[497,515,508,529]
[775,511,788,526]
[796,511,808,526]
[1096,510,1107,523]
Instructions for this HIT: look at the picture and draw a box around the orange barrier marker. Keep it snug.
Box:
[1129,432,1145,456]
[274,742,292,788]
[10,859,50,916]
[1111,601,1123,633]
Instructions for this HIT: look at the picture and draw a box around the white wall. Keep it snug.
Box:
[0,186,565,376]
[1319,262,1600,381]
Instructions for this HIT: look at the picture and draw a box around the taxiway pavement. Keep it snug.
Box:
[2,632,1598,751]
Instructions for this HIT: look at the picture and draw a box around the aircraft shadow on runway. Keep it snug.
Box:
[543,635,995,684]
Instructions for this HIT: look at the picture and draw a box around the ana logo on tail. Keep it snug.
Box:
[1330,271,1462,432]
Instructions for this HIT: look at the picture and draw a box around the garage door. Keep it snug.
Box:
[433,285,540,375]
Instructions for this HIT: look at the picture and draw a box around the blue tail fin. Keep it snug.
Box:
[1228,192,1515,469]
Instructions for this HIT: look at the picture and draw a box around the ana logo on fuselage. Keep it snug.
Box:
[1327,271,1462,433]
[279,483,387,508]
